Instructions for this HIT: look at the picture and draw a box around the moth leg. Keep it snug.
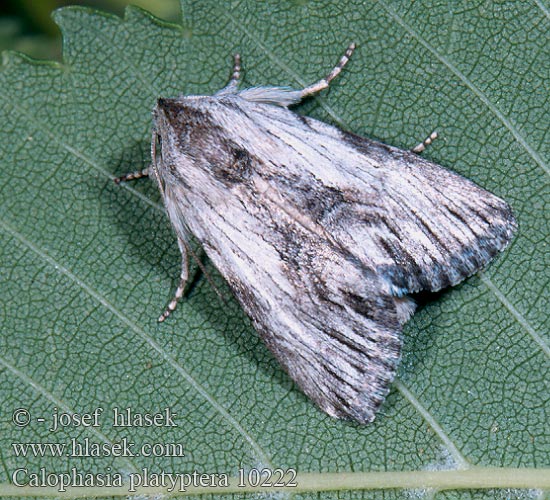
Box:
[228,53,241,87]
[158,249,189,323]
[217,54,242,94]
[113,167,151,184]
[158,241,227,322]
[412,131,438,154]
[300,42,356,98]
[185,244,228,306]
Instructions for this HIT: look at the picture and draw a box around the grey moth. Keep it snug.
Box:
[116,44,517,424]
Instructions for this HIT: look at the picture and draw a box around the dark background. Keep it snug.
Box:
[0,0,180,60]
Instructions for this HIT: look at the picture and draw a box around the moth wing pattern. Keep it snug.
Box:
[151,91,516,424]
[252,109,518,296]
[156,100,407,423]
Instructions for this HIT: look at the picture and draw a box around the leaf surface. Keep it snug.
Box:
[0,1,548,498]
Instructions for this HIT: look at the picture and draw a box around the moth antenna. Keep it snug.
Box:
[150,130,166,199]
[113,167,150,184]
[412,131,438,154]
[300,42,356,98]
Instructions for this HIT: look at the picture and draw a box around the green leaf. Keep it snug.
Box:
[0,1,548,498]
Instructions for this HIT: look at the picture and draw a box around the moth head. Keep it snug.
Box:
[151,98,202,184]
[153,97,253,187]
[153,97,221,161]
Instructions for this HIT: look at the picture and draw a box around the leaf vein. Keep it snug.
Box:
[480,275,550,358]
[0,95,163,213]
[394,381,470,469]
[0,358,139,473]
[375,0,549,177]
[0,217,273,469]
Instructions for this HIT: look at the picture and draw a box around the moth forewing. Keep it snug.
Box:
[116,44,516,423]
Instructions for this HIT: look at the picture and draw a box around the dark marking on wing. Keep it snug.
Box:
[210,141,255,185]
[341,129,398,161]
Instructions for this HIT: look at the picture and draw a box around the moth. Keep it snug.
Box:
[115,44,517,424]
